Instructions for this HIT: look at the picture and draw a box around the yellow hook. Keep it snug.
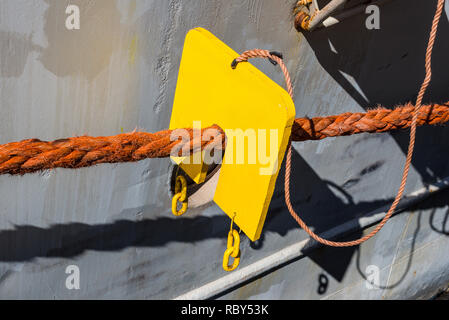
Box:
[222,213,241,272]
[171,175,188,216]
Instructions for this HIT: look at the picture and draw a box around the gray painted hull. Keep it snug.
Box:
[0,0,448,299]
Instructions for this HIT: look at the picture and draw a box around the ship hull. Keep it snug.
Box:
[0,0,448,299]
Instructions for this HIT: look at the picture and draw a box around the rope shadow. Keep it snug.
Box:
[0,148,395,266]
[0,215,227,262]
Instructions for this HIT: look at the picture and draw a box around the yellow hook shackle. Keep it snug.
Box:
[222,213,241,272]
[171,175,188,216]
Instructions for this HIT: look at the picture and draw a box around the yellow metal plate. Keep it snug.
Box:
[169,28,295,241]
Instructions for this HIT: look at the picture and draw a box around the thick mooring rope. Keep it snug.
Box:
[233,0,445,247]
[291,102,449,142]
[0,126,225,175]
[1,101,449,175]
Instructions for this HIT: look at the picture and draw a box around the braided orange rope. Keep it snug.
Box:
[234,0,445,247]
[0,126,225,175]
[292,102,449,141]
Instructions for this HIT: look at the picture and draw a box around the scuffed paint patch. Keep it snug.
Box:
[316,137,336,154]
[39,0,122,80]
[247,279,286,299]
[0,270,12,285]
[153,0,182,114]
[128,0,137,22]
[247,0,263,31]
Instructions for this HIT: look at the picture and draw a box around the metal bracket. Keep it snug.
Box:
[294,0,394,31]
[169,28,295,241]
[295,0,348,31]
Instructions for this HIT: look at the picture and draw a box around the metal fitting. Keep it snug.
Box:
[294,11,311,31]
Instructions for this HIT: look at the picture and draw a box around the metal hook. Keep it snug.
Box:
[223,213,241,272]
[171,175,188,216]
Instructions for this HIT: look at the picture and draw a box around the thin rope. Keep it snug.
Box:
[234,0,445,247]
